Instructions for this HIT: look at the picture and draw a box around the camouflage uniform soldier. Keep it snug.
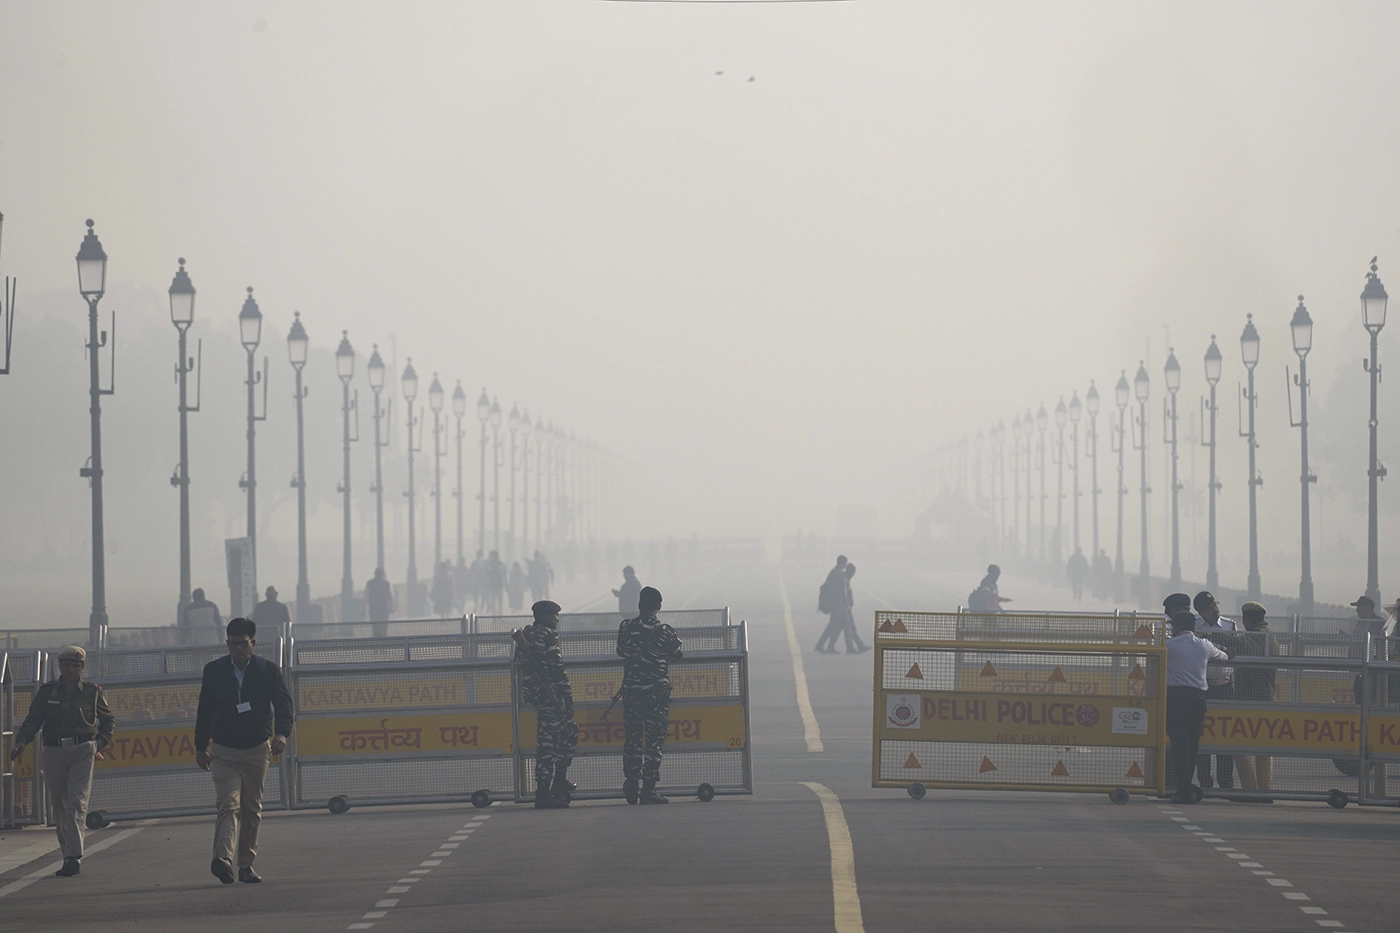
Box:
[514,600,578,809]
[616,586,683,805]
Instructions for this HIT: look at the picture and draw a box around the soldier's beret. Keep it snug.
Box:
[532,600,561,618]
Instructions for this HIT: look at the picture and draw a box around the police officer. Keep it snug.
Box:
[514,599,578,809]
[9,646,115,877]
[616,586,683,805]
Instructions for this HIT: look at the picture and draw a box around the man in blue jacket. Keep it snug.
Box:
[195,617,294,884]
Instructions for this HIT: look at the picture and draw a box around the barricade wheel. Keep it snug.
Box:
[1109,788,1130,806]
[328,795,351,815]
[471,790,492,809]
[908,782,927,800]
[1327,790,1348,810]
[697,783,715,802]
[85,810,110,830]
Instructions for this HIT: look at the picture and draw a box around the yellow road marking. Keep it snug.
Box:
[780,571,824,752]
[802,782,865,933]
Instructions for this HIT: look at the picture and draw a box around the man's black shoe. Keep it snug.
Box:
[239,867,262,883]
[211,858,236,884]
[639,780,669,805]
[55,858,80,877]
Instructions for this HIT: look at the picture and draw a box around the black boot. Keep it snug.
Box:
[534,780,566,808]
[639,779,669,805]
[549,766,573,805]
[624,778,640,804]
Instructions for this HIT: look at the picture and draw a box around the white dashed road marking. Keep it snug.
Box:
[1156,806,1352,932]
[349,812,493,929]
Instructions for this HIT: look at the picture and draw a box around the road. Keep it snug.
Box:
[1,561,1394,933]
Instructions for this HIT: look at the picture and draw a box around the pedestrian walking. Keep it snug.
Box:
[1193,591,1237,789]
[513,599,578,808]
[9,646,115,877]
[182,587,224,645]
[528,550,554,600]
[470,550,486,610]
[1091,549,1113,599]
[814,556,847,653]
[833,564,869,653]
[507,561,528,611]
[486,550,506,614]
[612,565,641,618]
[250,586,290,633]
[1232,602,1275,797]
[365,567,395,635]
[616,586,683,804]
[430,561,455,617]
[1065,548,1089,600]
[1166,608,1229,803]
[194,617,294,884]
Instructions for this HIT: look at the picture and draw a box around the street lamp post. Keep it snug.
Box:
[237,287,268,608]
[287,312,310,623]
[1164,348,1182,592]
[1134,362,1151,608]
[1054,398,1067,568]
[1086,382,1101,560]
[0,211,13,377]
[168,259,197,627]
[1069,392,1082,556]
[1288,297,1316,613]
[521,411,532,556]
[1011,414,1023,557]
[402,360,421,615]
[535,416,545,548]
[1036,405,1047,565]
[508,404,520,560]
[1239,315,1262,601]
[490,397,502,551]
[452,382,466,564]
[368,346,390,574]
[476,390,489,554]
[429,374,445,569]
[1202,337,1222,590]
[1112,372,1129,600]
[1361,259,1388,608]
[335,332,358,617]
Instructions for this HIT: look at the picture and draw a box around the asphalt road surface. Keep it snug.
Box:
[1,562,1395,933]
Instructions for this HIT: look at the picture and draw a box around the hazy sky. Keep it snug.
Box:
[3,1,1400,622]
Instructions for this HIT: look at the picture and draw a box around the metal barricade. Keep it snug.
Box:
[2,650,47,826]
[512,622,752,802]
[873,611,1166,802]
[79,642,287,823]
[1361,634,1399,804]
[287,632,516,811]
[476,608,729,634]
[0,628,98,651]
[292,616,470,641]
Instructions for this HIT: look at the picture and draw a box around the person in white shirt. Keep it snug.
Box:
[1166,611,1230,804]
[1193,591,1237,789]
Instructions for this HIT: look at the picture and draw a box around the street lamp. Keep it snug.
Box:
[1054,397,1067,568]
[476,389,489,555]
[490,397,502,551]
[1163,348,1182,591]
[452,381,467,565]
[1288,296,1316,612]
[429,374,445,569]
[335,331,358,618]
[0,211,14,377]
[402,359,422,615]
[168,258,198,627]
[1361,258,1388,608]
[1112,371,1129,600]
[508,403,521,560]
[368,345,390,574]
[237,286,268,613]
[535,416,546,548]
[287,312,311,624]
[1069,391,1082,559]
[1085,381,1101,562]
[1036,404,1047,565]
[1011,414,1023,557]
[1239,314,1262,601]
[1134,362,1151,608]
[77,221,112,645]
[1202,336,1222,590]
[521,410,533,556]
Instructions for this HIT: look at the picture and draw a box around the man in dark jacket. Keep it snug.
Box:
[250,586,291,632]
[195,617,294,885]
[613,565,641,618]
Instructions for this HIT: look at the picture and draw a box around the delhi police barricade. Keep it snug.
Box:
[73,641,288,826]
[872,610,1167,803]
[286,631,517,812]
[2,650,49,828]
[512,619,753,803]
[1194,628,1399,808]
[475,608,729,635]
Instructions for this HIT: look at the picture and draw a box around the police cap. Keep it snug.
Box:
[57,645,86,663]
[532,600,561,619]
